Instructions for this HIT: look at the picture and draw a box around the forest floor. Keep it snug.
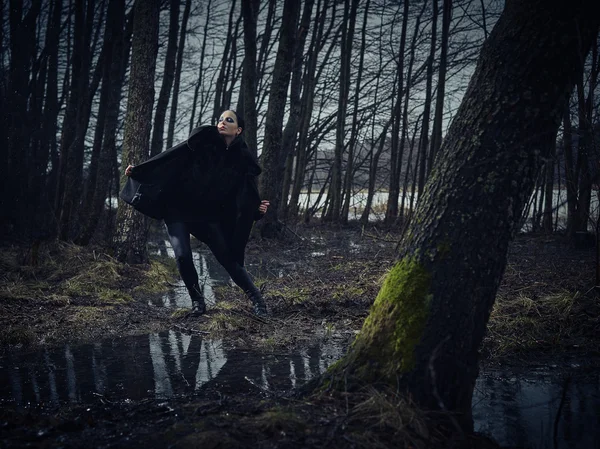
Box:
[0,222,598,448]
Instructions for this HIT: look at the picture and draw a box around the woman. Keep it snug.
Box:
[122,110,269,316]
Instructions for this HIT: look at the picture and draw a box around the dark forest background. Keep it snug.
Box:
[1,0,598,252]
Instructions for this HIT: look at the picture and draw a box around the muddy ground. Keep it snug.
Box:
[0,223,598,448]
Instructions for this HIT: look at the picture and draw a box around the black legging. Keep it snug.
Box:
[165,221,258,295]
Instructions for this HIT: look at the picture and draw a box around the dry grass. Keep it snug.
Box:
[0,241,176,306]
[484,288,597,358]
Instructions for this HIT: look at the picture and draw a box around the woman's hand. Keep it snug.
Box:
[258,200,270,214]
[125,165,134,176]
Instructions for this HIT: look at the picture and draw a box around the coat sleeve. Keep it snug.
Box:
[128,141,190,182]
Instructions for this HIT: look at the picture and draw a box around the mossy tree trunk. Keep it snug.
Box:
[114,0,159,264]
[324,0,600,431]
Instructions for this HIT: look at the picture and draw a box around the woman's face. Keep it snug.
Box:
[217,111,242,139]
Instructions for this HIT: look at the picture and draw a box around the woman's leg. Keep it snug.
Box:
[165,221,206,313]
[191,222,267,316]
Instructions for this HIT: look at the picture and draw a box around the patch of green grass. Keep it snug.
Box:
[269,286,310,304]
[135,258,179,294]
[206,312,245,332]
[62,259,132,304]
[171,308,191,319]
[332,285,366,300]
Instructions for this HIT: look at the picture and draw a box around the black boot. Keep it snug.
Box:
[246,287,268,317]
[188,285,206,315]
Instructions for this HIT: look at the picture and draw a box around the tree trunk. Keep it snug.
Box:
[240,0,260,155]
[429,0,452,163]
[212,0,237,123]
[324,0,359,223]
[417,0,438,197]
[384,0,409,225]
[166,0,191,148]
[58,0,103,240]
[572,40,598,235]
[280,0,315,217]
[150,0,180,157]
[3,0,42,233]
[77,0,126,246]
[563,106,577,234]
[341,0,370,225]
[189,0,212,133]
[324,0,599,432]
[399,0,428,224]
[257,0,301,237]
[288,0,331,219]
[542,140,556,233]
[114,0,159,264]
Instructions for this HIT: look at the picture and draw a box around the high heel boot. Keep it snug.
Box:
[188,284,206,315]
[246,286,267,317]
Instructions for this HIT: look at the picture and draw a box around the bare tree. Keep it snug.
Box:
[257,0,301,237]
[78,0,128,245]
[239,0,260,155]
[166,0,192,148]
[323,0,359,223]
[429,0,452,163]
[151,0,180,157]
[114,0,160,263]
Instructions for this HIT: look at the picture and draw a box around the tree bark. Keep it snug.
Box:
[257,0,301,237]
[341,0,370,225]
[417,0,438,197]
[324,0,359,223]
[150,0,180,157]
[542,141,556,233]
[240,0,260,155]
[288,0,332,219]
[324,0,599,432]
[429,0,452,163]
[114,0,159,264]
[166,0,191,148]
[212,0,238,123]
[3,0,42,233]
[280,0,315,217]
[58,0,103,240]
[77,0,127,245]
[384,0,410,225]
[189,0,212,132]
[563,106,577,233]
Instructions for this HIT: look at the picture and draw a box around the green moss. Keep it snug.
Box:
[343,257,432,380]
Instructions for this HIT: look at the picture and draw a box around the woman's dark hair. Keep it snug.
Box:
[220,109,245,133]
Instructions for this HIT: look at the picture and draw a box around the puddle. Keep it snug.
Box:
[473,367,600,449]
[0,331,345,406]
[149,239,289,309]
[1,333,599,447]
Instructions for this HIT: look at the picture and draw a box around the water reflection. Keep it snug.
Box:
[473,368,600,449]
[1,336,598,448]
[150,240,232,309]
[0,331,344,405]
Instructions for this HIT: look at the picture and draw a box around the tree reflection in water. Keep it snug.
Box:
[0,331,344,405]
[2,333,597,448]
